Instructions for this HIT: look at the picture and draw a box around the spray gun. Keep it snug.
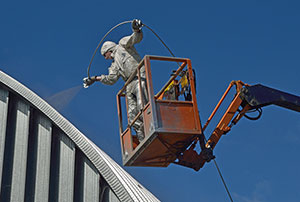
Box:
[83,76,97,88]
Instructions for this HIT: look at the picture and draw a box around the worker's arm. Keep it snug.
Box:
[97,62,120,85]
[119,30,143,49]
[119,19,143,49]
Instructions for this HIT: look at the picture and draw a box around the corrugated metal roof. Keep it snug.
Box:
[0,70,160,202]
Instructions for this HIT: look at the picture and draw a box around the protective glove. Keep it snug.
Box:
[83,76,97,88]
[132,19,143,32]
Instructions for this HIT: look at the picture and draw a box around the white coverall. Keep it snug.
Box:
[100,31,148,141]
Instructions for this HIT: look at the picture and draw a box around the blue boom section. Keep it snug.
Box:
[240,84,300,112]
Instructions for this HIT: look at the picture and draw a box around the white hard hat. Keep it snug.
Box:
[100,41,116,55]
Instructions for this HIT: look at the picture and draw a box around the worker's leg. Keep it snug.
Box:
[133,79,149,141]
[126,82,145,141]
[135,79,148,111]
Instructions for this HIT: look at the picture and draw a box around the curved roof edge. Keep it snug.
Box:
[0,70,159,202]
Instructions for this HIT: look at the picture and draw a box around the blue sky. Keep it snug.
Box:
[1,0,300,201]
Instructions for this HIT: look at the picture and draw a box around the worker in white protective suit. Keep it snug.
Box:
[83,19,148,142]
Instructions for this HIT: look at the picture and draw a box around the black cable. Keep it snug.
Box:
[213,159,234,202]
[202,134,234,202]
[202,133,233,202]
[244,108,262,121]
[142,24,176,58]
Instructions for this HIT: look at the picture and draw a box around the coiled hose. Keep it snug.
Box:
[87,20,176,78]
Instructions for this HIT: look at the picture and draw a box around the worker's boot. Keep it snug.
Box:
[136,127,145,142]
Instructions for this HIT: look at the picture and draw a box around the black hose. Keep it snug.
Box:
[244,107,263,121]
[142,24,176,58]
[87,20,132,78]
[87,20,178,78]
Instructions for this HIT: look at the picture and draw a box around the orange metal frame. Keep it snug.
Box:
[117,56,255,170]
[203,80,251,150]
[116,55,203,167]
[177,80,253,170]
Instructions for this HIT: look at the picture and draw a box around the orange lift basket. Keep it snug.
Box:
[116,55,203,168]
